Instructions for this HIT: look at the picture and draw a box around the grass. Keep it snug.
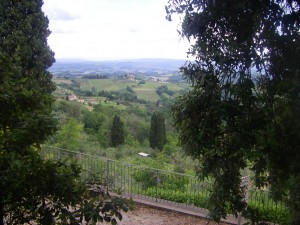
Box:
[134,81,189,101]
[80,79,137,91]
[52,86,74,99]
[53,78,72,85]
[53,77,189,104]
[134,88,160,101]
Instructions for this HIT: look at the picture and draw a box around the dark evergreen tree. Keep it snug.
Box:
[0,1,129,224]
[167,0,300,223]
[149,112,167,151]
[110,115,125,147]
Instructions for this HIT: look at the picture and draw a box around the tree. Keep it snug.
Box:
[167,0,300,224]
[62,101,82,120]
[55,118,84,151]
[0,1,129,224]
[149,112,167,151]
[82,110,104,134]
[110,115,125,147]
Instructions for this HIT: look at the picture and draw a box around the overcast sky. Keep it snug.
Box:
[42,0,191,60]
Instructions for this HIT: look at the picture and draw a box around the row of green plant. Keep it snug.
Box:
[130,169,289,224]
[138,186,210,208]
[135,186,290,224]
[245,205,290,225]
[245,191,290,225]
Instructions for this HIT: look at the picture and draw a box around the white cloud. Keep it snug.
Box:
[43,0,190,60]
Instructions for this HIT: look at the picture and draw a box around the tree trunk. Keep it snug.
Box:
[0,202,4,225]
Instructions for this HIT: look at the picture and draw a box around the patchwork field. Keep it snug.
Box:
[80,79,137,91]
[69,78,189,102]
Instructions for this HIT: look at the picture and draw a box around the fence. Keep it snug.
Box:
[41,146,289,224]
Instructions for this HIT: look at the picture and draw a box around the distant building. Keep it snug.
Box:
[128,73,136,80]
[69,95,77,101]
[89,99,98,105]
[138,152,149,157]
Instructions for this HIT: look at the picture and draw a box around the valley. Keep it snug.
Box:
[48,59,195,175]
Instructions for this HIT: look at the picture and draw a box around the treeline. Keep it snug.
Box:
[82,75,109,79]
[156,85,175,96]
[83,74,134,80]
[98,88,147,104]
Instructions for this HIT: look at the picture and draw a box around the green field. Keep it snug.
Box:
[77,78,188,102]
[52,77,189,102]
[80,79,137,91]
[53,78,73,85]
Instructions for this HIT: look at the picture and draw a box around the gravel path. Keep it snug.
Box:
[115,204,230,225]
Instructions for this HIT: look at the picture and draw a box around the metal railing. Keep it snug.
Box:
[41,146,289,224]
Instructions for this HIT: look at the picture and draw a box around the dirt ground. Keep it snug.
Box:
[115,204,230,225]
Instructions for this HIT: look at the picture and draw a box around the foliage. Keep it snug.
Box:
[125,114,149,146]
[1,151,131,225]
[167,0,300,223]
[97,126,110,148]
[137,186,288,225]
[244,202,290,225]
[55,118,84,151]
[110,115,125,147]
[53,100,82,121]
[0,1,129,224]
[149,112,167,151]
[82,110,104,134]
[156,85,175,96]
[82,74,108,79]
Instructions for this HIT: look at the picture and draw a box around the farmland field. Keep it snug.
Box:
[135,88,160,101]
[80,79,137,91]
[53,79,73,85]
[69,78,189,102]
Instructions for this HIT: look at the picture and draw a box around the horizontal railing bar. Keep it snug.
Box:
[43,145,202,179]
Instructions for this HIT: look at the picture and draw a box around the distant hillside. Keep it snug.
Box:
[49,58,187,77]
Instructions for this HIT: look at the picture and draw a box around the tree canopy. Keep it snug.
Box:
[0,1,129,224]
[167,0,300,224]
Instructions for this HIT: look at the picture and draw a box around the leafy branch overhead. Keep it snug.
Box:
[167,0,300,224]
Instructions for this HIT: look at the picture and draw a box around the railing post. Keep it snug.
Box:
[156,169,160,202]
[106,159,109,192]
[130,165,133,195]
[58,148,61,161]
[238,176,250,225]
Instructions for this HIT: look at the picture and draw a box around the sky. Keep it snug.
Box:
[42,0,191,61]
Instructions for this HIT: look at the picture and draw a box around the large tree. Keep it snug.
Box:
[0,1,129,224]
[149,112,167,151]
[167,0,300,224]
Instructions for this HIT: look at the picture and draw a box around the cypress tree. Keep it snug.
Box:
[110,115,125,147]
[149,112,166,151]
[0,1,129,223]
